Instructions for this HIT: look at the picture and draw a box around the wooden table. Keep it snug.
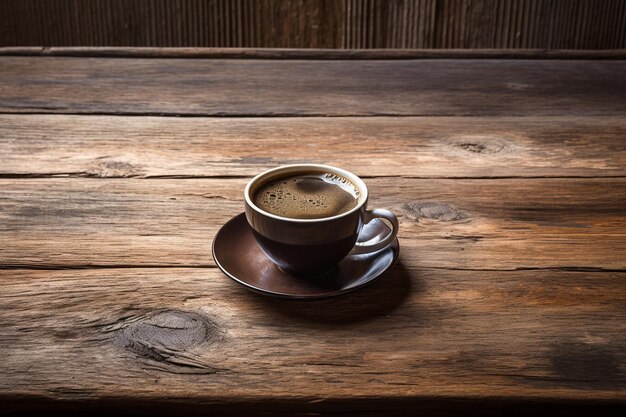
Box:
[1,48,625,416]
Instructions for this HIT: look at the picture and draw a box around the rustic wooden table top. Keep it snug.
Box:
[0,48,625,416]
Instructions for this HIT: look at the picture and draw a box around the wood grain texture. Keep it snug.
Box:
[2,115,626,178]
[1,52,625,415]
[1,178,625,270]
[0,0,344,48]
[1,57,626,116]
[0,266,624,415]
[1,0,625,49]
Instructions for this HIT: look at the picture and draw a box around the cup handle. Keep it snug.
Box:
[350,209,399,255]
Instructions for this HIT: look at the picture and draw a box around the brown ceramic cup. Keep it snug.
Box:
[244,164,399,277]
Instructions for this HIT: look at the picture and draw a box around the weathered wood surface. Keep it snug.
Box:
[0,267,624,415]
[1,53,625,415]
[1,178,625,270]
[1,57,626,116]
[2,115,626,178]
[2,0,625,49]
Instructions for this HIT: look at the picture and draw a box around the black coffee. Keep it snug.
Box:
[253,172,360,219]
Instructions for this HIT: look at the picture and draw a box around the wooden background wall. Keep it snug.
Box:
[2,0,625,49]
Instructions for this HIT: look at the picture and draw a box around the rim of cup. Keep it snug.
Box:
[244,164,369,223]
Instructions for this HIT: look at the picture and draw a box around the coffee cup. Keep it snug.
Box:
[244,164,398,276]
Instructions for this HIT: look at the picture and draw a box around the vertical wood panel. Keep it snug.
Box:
[0,0,624,49]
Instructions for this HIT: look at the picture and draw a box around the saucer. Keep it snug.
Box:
[212,213,399,299]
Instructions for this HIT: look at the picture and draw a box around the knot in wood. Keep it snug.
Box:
[404,201,469,222]
[458,142,490,153]
[449,135,518,155]
[115,310,218,359]
[88,160,141,177]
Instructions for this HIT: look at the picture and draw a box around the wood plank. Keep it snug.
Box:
[2,0,625,49]
[0,0,345,49]
[1,57,625,116]
[1,178,624,269]
[0,267,624,414]
[2,115,626,178]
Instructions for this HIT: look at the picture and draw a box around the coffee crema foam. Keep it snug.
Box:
[253,172,360,219]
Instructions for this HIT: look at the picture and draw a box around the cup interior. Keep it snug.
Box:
[244,164,368,222]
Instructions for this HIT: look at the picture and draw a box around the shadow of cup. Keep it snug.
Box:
[244,260,416,325]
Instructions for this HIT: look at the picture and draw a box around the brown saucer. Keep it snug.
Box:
[212,213,400,299]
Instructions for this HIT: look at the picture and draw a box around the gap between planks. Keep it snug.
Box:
[1,47,626,60]
[7,111,624,118]
[2,174,626,180]
[3,110,626,119]
[1,265,624,273]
